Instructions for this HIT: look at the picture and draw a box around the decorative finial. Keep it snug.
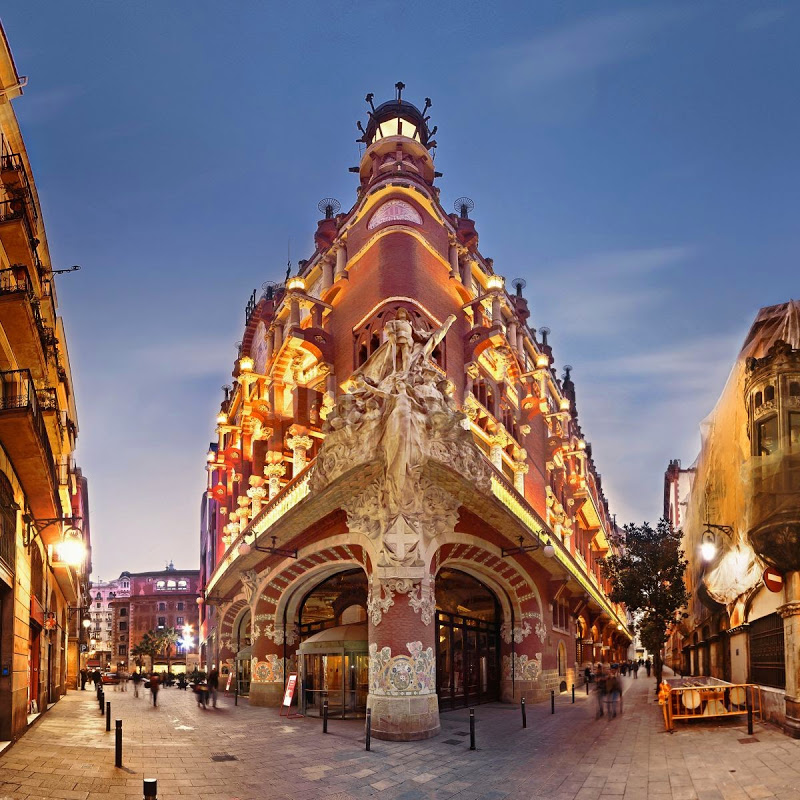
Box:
[318,198,341,219]
[454,197,474,219]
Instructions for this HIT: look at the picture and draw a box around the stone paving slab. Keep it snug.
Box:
[2,676,800,799]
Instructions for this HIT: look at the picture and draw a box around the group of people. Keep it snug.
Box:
[79,668,220,709]
[582,658,654,720]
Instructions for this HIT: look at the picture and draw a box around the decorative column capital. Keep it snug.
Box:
[287,434,314,452]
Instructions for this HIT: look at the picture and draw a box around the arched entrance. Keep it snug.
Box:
[435,568,500,710]
[297,569,369,718]
[235,609,251,697]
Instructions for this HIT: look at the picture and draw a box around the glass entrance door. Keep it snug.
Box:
[302,653,368,718]
[436,611,500,710]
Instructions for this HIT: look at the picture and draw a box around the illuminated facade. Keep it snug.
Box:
[88,572,131,671]
[200,85,630,740]
[665,300,800,734]
[0,24,91,742]
[110,566,200,674]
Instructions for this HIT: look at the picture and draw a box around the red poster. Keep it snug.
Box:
[282,673,297,706]
[279,673,302,717]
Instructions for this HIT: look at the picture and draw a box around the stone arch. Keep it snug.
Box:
[218,595,249,659]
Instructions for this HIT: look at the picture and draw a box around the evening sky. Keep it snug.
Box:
[1,2,797,579]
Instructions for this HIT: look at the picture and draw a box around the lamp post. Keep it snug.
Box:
[700,522,734,562]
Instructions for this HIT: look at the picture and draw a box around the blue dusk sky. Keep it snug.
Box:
[1,3,796,579]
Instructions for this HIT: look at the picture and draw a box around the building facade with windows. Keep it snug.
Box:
[664,300,800,735]
[87,572,130,671]
[0,24,91,742]
[110,566,200,673]
[199,86,631,741]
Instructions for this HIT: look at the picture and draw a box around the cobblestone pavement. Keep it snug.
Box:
[2,672,800,800]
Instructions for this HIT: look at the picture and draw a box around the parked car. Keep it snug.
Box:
[101,672,120,685]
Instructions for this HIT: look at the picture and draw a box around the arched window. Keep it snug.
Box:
[755,391,763,408]
[30,545,44,601]
[557,641,567,677]
[765,385,775,402]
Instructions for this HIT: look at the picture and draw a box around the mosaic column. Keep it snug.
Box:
[366,576,439,740]
[249,619,295,707]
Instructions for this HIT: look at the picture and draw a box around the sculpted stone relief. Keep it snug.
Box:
[369,641,436,696]
[366,577,436,626]
[311,308,491,570]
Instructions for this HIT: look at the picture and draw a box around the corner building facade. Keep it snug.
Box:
[201,88,630,740]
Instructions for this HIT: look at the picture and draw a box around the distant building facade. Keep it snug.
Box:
[0,24,91,741]
[87,572,131,670]
[111,566,200,673]
[665,300,800,735]
[199,86,631,741]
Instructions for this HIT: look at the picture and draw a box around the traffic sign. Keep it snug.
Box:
[763,567,784,593]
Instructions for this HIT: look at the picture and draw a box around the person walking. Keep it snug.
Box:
[80,668,88,690]
[132,671,142,698]
[93,669,102,690]
[605,669,621,718]
[633,661,639,679]
[645,658,652,677]
[149,673,161,707]
[594,666,606,719]
[208,668,219,708]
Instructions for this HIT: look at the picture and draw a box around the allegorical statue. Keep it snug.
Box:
[311,307,490,567]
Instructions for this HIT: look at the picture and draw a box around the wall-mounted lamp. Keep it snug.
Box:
[700,522,734,562]
[237,534,297,559]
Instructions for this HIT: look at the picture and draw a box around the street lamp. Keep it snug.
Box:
[700,522,734,562]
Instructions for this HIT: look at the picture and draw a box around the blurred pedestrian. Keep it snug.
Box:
[594,666,606,719]
[132,671,142,698]
[645,658,652,677]
[80,668,88,690]
[208,668,219,708]
[633,661,639,679]
[150,673,161,707]
[605,669,621,718]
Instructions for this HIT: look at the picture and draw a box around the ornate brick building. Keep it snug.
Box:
[200,85,630,740]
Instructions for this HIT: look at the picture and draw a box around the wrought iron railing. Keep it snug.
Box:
[0,264,31,295]
[0,369,59,501]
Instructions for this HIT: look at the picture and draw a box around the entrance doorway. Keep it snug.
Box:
[435,569,500,710]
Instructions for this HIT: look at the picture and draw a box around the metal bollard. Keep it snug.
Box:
[365,708,371,752]
[586,680,589,695]
[106,701,111,732]
[469,708,476,750]
[551,690,555,714]
[99,689,105,713]
[521,697,527,729]
[572,685,575,704]
[746,687,753,736]
[234,685,238,707]
[143,778,158,799]
[115,719,122,768]
[322,699,328,734]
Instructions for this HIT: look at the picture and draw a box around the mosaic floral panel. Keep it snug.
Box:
[369,641,435,696]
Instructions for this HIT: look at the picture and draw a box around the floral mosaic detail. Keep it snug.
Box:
[369,641,436,696]
[251,653,284,684]
[367,199,423,230]
[502,652,542,681]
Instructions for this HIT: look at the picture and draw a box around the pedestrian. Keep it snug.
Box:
[195,678,209,709]
[633,661,639,679]
[80,668,88,690]
[605,669,621,718]
[132,671,142,698]
[208,668,219,708]
[93,669,102,690]
[150,673,161,707]
[119,670,128,692]
[583,665,592,685]
[645,658,652,677]
[594,666,606,719]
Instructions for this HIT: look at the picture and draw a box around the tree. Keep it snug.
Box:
[600,519,689,690]
[155,627,181,675]
[132,631,159,673]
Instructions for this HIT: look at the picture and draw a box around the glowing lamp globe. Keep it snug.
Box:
[543,544,555,558]
[57,532,86,566]
[82,615,92,629]
[287,276,306,291]
[701,540,717,562]
[238,542,252,557]
[486,275,504,291]
[196,596,204,606]
[535,354,550,369]
[238,356,254,373]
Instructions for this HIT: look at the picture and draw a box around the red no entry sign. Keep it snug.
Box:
[763,567,784,593]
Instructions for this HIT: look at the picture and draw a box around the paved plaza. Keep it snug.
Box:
[2,673,800,800]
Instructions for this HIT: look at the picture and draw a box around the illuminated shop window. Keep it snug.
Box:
[156,581,166,590]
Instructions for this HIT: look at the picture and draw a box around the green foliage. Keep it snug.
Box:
[600,519,689,686]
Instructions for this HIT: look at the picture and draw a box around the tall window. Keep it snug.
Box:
[789,412,800,452]
[757,417,778,456]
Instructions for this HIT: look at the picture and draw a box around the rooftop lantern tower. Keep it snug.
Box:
[356,82,439,189]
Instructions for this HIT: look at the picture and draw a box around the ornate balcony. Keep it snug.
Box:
[0,265,54,379]
[0,196,37,268]
[0,369,60,522]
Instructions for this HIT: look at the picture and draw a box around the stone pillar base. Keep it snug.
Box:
[367,693,440,741]
[784,697,800,738]
[248,682,284,707]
